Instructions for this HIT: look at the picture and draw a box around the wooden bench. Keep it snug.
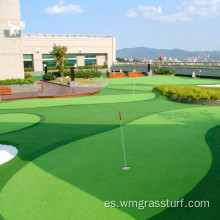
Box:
[109,72,124,78]
[0,86,11,95]
[128,72,143,77]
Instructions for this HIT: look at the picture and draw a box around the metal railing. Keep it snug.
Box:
[22,33,113,38]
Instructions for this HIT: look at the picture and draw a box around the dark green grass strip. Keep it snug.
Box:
[150,125,220,220]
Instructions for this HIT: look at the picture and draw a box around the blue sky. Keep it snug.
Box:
[20,0,220,51]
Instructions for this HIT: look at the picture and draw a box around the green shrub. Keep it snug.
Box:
[43,73,56,81]
[47,66,57,71]
[0,74,35,86]
[158,68,175,75]
[24,67,34,72]
[75,69,101,78]
[25,73,33,79]
[153,85,220,100]
[153,65,175,75]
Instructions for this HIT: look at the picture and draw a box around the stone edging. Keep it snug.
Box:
[47,80,109,88]
[80,82,109,88]
[0,83,41,93]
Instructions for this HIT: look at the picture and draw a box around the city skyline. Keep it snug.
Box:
[20,0,220,51]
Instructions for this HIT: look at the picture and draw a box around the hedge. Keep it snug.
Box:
[24,67,34,72]
[0,73,35,85]
[153,85,220,100]
[46,65,107,71]
[153,67,175,75]
[43,69,101,80]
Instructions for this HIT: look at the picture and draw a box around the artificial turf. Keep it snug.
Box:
[0,76,220,220]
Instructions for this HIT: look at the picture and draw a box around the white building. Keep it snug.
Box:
[22,34,116,71]
[0,0,116,80]
[0,0,24,80]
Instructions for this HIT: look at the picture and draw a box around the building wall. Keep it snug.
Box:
[0,0,24,80]
[21,34,116,71]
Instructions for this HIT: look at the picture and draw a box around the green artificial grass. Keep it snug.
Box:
[33,75,43,80]
[0,113,41,135]
[0,76,220,220]
[0,93,155,110]
[154,85,220,100]
[94,75,220,86]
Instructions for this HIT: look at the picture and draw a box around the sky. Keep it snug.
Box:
[20,0,220,51]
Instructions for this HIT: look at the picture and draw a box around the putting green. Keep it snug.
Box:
[0,114,41,135]
[94,75,220,85]
[0,93,155,110]
[1,107,219,220]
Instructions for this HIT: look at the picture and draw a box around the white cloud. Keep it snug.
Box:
[183,0,220,18]
[158,13,191,23]
[45,1,83,15]
[59,0,66,5]
[138,5,162,18]
[126,0,220,23]
[127,5,190,23]
[126,9,138,17]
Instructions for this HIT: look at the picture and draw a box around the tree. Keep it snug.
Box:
[51,44,67,77]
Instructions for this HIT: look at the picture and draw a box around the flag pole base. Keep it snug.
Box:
[122,166,130,170]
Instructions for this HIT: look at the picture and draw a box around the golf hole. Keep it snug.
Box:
[122,166,131,170]
[0,144,18,165]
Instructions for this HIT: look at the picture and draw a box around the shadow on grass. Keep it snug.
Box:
[0,98,208,219]
[149,125,220,220]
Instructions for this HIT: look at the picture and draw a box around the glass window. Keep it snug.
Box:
[67,59,77,66]
[23,54,33,60]
[65,54,77,58]
[84,59,97,66]
[42,54,54,59]
[85,54,96,58]
[23,61,33,68]
[43,60,55,67]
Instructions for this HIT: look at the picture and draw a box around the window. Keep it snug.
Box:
[43,60,55,67]
[23,54,33,68]
[23,54,33,60]
[67,59,77,66]
[24,61,33,68]
[84,59,97,66]
[42,54,54,59]
[85,54,96,58]
[65,54,77,58]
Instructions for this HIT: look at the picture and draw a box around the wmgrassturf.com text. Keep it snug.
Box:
[104,199,210,210]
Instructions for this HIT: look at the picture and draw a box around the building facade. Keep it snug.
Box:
[0,0,24,80]
[22,34,116,71]
[0,0,116,80]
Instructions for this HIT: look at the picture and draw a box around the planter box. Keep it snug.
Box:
[128,72,143,77]
[0,83,42,93]
[109,72,124,78]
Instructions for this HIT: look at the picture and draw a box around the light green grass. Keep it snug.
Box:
[0,93,155,110]
[0,113,41,135]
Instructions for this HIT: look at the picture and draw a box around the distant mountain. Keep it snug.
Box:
[116,47,220,61]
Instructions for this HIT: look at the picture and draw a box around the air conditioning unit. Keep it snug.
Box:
[7,21,25,36]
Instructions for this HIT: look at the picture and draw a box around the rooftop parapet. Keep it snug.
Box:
[22,33,113,38]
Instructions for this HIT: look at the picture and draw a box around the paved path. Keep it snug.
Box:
[1,81,100,101]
